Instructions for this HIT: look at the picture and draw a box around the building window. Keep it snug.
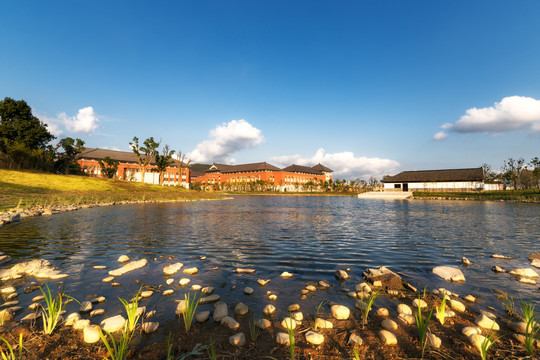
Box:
[394,184,401,189]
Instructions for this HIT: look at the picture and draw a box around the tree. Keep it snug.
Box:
[175,150,192,187]
[98,156,120,179]
[368,176,379,190]
[55,137,85,174]
[481,163,497,183]
[0,97,55,169]
[129,136,160,183]
[502,158,525,190]
[530,157,540,189]
[155,145,175,185]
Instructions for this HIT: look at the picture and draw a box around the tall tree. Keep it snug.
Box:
[481,163,497,183]
[155,145,175,185]
[55,137,85,174]
[129,136,160,183]
[0,97,55,169]
[175,150,192,187]
[530,157,540,189]
[98,156,120,179]
[502,157,525,190]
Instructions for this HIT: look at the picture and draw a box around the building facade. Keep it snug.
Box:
[381,167,500,191]
[192,162,333,192]
[77,148,191,188]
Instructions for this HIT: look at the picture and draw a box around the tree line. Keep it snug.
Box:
[483,158,540,190]
[0,97,85,174]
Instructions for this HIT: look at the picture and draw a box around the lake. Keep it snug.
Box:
[1,196,539,325]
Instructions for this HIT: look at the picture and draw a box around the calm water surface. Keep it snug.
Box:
[1,196,539,324]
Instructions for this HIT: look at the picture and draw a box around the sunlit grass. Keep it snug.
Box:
[0,334,23,360]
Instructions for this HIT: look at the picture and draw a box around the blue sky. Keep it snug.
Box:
[2,1,540,179]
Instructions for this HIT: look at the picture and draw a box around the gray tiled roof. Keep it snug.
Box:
[382,167,484,183]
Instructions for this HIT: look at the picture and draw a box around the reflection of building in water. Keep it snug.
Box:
[382,167,502,192]
[191,162,333,192]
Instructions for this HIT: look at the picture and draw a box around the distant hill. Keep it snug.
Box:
[189,163,211,172]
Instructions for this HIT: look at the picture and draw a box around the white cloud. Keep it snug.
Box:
[61,106,100,134]
[435,96,540,139]
[37,113,63,137]
[432,131,448,141]
[188,119,264,163]
[271,148,400,180]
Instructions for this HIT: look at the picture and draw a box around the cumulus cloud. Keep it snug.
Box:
[188,119,264,163]
[434,96,540,139]
[37,113,64,137]
[271,148,400,180]
[61,106,100,134]
[432,131,448,141]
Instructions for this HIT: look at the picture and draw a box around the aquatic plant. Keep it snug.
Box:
[207,337,216,360]
[414,299,433,358]
[166,331,174,360]
[0,334,23,360]
[286,316,295,360]
[248,310,260,342]
[521,299,539,356]
[435,295,447,325]
[499,292,517,317]
[177,343,205,360]
[120,288,142,333]
[99,329,132,360]
[39,283,76,335]
[479,331,499,360]
[181,291,202,332]
[351,343,360,360]
[361,290,380,329]
[313,301,326,331]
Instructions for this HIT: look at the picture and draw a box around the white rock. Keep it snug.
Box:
[269,294,277,301]
[100,315,126,333]
[449,299,466,313]
[427,333,441,348]
[347,292,357,298]
[412,299,428,309]
[235,302,249,316]
[0,259,68,281]
[356,283,372,293]
[348,333,363,346]
[200,294,221,304]
[492,266,506,273]
[263,304,276,316]
[492,254,513,259]
[509,268,539,279]
[79,301,92,312]
[102,276,114,283]
[221,316,240,330]
[202,286,214,295]
[145,310,156,319]
[376,308,389,317]
[378,330,397,345]
[432,266,466,282]
[330,305,350,320]
[276,332,290,346]
[464,295,476,303]
[20,312,41,322]
[0,309,14,324]
[108,259,147,277]
[509,321,528,334]
[287,304,300,312]
[397,304,412,315]
[140,290,153,298]
[315,318,333,329]
[469,334,491,353]
[306,285,317,292]
[519,277,536,285]
[179,278,190,286]
[162,289,174,296]
[118,255,129,263]
[292,311,303,321]
[235,268,256,274]
[318,280,330,288]
[191,285,201,292]
[83,325,101,343]
[281,317,297,330]
[64,312,80,326]
[93,265,107,270]
[280,271,293,278]
[335,269,348,280]
[163,263,183,276]
[183,267,198,275]
[229,333,246,347]
[73,319,90,330]
[90,309,105,317]
[381,319,399,331]
[255,318,271,329]
[0,286,16,294]
[244,287,254,295]
[462,257,471,266]
[398,313,415,325]
[531,259,540,268]
[305,331,324,345]
[142,322,159,333]
[257,279,270,286]
[196,311,210,322]
[166,279,174,285]
[213,301,228,322]
[462,326,481,337]
[475,314,500,330]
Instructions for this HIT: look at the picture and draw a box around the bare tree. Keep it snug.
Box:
[155,145,175,185]
[175,150,192,187]
[502,157,525,190]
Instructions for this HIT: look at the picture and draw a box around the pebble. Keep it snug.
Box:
[235,268,256,274]
[244,287,254,295]
[229,333,246,347]
[118,255,129,263]
[492,266,506,273]
[287,304,300,312]
[381,319,399,331]
[491,254,513,259]
[475,314,500,330]
[196,311,210,323]
[179,278,190,286]
[257,279,270,286]
[300,289,309,295]
[318,280,330,288]
[449,299,466,313]
[162,289,174,296]
[28,303,40,311]
[142,322,159,333]
[163,263,183,276]
[111,282,121,287]
[100,315,126,332]
[183,267,198,275]
[21,312,41,322]
[305,330,324,345]
[166,279,174,285]
[513,333,526,344]
[90,309,105,317]
[145,310,156,319]
[292,311,303,321]
[412,299,428,309]
[397,304,412,315]
[306,285,317,292]
[330,304,350,320]
[376,308,389,317]
[221,316,240,330]
[202,286,214,295]
[140,290,153,298]
[269,294,277,301]
[398,313,415,325]
[427,333,441,348]
[315,318,333,329]
[509,321,528,334]
[462,257,471,266]
[281,317,297,330]
[213,301,228,322]
[356,283,372,293]
[190,285,201,291]
[93,265,107,270]
[102,276,115,283]
[79,301,92,312]
[462,326,482,337]
[347,292,357,298]
[335,269,349,280]
[263,304,276,316]
[432,266,466,282]
[509,268,539,279]
[276,332,290,346]
[357,291,370,299]
[464,295,477,303]
[1,286,16,294]
[469,334,490,353]
[255,318,271,329]
[0,309,14,323]
[235,302,249,316]
[200,294,221,304]
[348,333,363,346]
[73,319,90,330]
[378,330,397,345]
[83,325,101,344]
[280,272,293,278]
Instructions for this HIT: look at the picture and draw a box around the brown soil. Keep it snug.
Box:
[1,293,537,360]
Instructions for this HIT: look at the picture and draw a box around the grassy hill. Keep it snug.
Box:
[0,169,220,211]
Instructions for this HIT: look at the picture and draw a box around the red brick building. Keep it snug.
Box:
[77,148,190,187]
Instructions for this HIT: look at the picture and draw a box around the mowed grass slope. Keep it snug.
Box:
[0,169,220,211]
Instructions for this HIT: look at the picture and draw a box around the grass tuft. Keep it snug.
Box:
[361,290,380,329]
[0,333,23,360]
[181,292,202,332]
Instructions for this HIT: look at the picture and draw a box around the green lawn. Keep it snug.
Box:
[0,169,221,211]
[412,189,540,202]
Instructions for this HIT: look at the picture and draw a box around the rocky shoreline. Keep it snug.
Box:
[1,248,539,359]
